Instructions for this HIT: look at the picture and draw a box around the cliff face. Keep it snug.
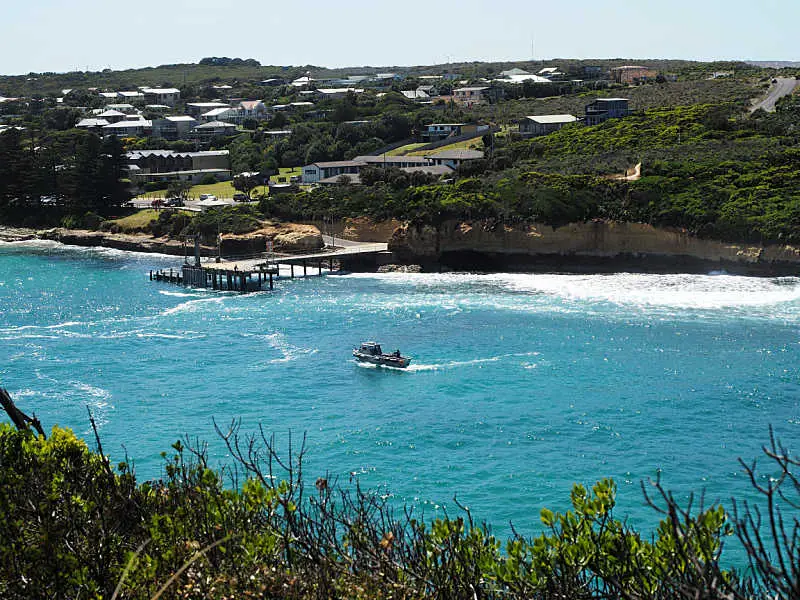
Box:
[220,223,323,255]
[389,221,800,275]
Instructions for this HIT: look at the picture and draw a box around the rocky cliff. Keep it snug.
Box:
[389,220,800,275]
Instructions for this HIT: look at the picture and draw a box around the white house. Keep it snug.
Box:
[518,114,578,137]
[141,87,181,107]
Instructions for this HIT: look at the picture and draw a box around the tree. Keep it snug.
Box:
[233,172,260,198]
[167,179,192,200]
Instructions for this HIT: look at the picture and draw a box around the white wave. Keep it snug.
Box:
[264,332,317,364]
[160,296,225,315]
[0,238,178,261]
[344,271,800,312]
[158,290,208,298]
[0,320,85,334]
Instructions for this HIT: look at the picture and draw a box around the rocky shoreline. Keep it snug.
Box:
[4,220,800,277]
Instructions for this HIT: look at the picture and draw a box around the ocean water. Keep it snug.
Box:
[1,240,799,549]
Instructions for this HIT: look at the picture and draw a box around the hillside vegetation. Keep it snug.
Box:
[0,417,797,599]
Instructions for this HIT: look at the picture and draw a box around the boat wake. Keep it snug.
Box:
[354,351,540,372]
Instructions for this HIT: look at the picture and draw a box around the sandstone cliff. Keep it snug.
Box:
[389,220,800,275]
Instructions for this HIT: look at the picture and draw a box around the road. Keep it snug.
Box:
[750,76,798,113]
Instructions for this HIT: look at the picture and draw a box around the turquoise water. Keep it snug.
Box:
[1,241,799,545]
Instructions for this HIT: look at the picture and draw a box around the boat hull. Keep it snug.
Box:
[353,351,411,369]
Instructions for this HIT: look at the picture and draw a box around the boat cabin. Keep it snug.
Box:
[359,342,382,356]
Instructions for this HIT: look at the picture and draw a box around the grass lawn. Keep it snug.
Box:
[406,137,484,156]
[269,167,301,184]
[105,209,190,233]
[385,143,426,156]
[136,180,237,201]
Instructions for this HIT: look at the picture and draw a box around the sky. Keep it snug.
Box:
[1,0,797,75]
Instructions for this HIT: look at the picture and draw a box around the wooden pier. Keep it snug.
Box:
[150,242,390,293]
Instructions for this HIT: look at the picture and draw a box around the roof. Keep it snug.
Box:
[426,123,466,127]
[593,97,629,102]
[426,149,484,161]
[142,87,181,94]
[497,74,552,84]
[402,90,429,99]
[318,173,362,185]
[311,160,367,168]
[354,155,431,166]
[455,86,490,92]
[523,114,578,124]
[265,129,292,135]
[501,68,531,76]
[611,65,650,70]
[187,102,231,108]
[538,67,559,74]
[97,109,126,117]
[402,164,454,176]
[316,88,364,94]
[118,91,144,97]
[202,107,236,117]
[105,104,135,110]
[239,100,264,110]
[165,115,197,122]
[76,118,110,127]
[103,120,152,129]
[193,120,237,129]
[126,149,229,159]
[290,101,314,107]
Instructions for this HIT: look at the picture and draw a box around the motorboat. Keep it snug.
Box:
[353,342,411,368]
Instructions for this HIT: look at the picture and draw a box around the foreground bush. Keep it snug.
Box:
[0,419,796,599]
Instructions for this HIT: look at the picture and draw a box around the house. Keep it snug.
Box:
[585,98,631,125]
[402,89,430,101]
[151,115,198,140]
[264,129,292,139]
[425,149,484,169]
[452,86,503,107]
[76,118,110,131]
[96,109,127,123]
[610,66,657,84]
[117,91,145,103]
[421,123,478,142]
[102,119,153,137]
[186,102,231,117]
[583,65,604,78]
[191,120,238,138]
[201,107,241,123]
[301,160,364,184]
[305,155,451,185]
[352,155,432,169]
[141,87,181,107]
[238,100,268,120]
[104,103,137,114]
[494,73,551,84]
[126,149,231,185]
[417,85,439,97]
[314,88,364,100]
[518,114,578,137]
[258,78,287,86]
[500,68,531,77]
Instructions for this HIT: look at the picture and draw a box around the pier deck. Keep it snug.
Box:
[150,241,391,293]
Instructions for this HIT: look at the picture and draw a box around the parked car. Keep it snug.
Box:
[165,197,184,207]
[199,193,211,200]
[233,192,248,202]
